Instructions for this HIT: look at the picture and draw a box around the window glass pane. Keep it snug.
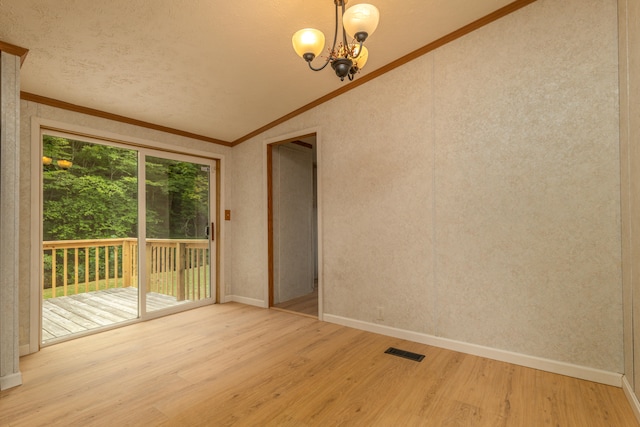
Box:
[144,156,211,312]
[42,135,139,344]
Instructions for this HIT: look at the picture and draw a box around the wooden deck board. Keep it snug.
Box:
[47,293,132,324]
[72,292,139,317]
[41,308,81,337]
[41,288,187,343]
[40,328,55,342]
[41,306,94,335]
[43,301,102,329]
[90,289,141,311]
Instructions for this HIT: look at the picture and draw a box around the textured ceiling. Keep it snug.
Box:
[0,0,516,143]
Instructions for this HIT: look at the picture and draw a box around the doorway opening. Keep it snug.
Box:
[267,135,319,317]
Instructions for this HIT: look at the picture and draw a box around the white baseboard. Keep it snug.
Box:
[323,314,622,387]
[623,376,640,423]
[225,295,266,308]
[0,372,23,390]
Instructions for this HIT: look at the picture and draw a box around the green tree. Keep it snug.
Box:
[42,136,210,241]
[145,157,209,239]
[42,135,212,289]
[42,136,138,241]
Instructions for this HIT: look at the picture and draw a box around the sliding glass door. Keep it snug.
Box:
[41,131,216,344]
[143,155,214,313]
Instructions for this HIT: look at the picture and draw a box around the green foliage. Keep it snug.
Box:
[42,135,211,288]
[42,135,210,241]
[145,157,210,239]
[43,136,139,241]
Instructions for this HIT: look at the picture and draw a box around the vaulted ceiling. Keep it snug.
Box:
[0,0,522,145]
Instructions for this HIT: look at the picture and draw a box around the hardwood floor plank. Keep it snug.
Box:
[273,288,318,317]
[2,303,637,426]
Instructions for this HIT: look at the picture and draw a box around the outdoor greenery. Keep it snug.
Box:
[43,135,210,241]
[42,135,211,288]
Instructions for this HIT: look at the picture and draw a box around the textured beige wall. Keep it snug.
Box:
[433,0,620,371]
[19,101,232,349]
[230,0,622,371]
[228,139,266,303]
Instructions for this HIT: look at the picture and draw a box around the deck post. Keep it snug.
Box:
[122,239,131,287]
[176,242,186,301]
[145,242,152,293]
[51,250,57,297]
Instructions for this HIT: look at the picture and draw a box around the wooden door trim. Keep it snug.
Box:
[267,136,317,311]
[267,144,274,307]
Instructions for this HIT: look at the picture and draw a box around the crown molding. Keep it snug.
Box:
[231,0,538,146]
[10,0,537,148]
[0,41,29,66]
[20,92,233,147]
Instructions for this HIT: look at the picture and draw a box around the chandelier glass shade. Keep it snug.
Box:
[291,1,379,81]
[342,3,380,40]
[292,29,325,60]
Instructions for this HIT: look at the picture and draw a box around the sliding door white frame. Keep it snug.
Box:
[29,117,226,354]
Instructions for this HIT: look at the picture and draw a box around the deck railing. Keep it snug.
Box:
[42,238,210,300]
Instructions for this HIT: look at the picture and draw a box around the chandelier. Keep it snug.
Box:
[292,1,380,81]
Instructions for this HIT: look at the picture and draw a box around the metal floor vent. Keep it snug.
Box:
[384,347,425,362]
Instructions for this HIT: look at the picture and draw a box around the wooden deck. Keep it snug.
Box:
[42,287,187,343]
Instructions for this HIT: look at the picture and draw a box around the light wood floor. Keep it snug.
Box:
[1,303,637,426]
[42,288,188,343]
[272,288,318,317]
